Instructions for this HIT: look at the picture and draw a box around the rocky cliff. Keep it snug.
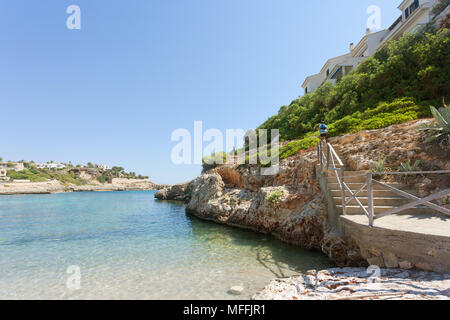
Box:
[184,151,366,267]
[159,119,449,267]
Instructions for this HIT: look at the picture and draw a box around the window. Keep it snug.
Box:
[305,87,308,94]
[326,69,330,77]
[410,0,419,13]
[405,7,410,19]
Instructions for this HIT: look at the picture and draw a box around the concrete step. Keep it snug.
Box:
[327,171,369,177]
[333,196,409,206]
[330,189,399,197]
[327,182,404,190]
[337,205,436,215]
[328,175,367,183]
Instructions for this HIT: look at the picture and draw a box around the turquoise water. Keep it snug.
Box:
[0,191,334,299]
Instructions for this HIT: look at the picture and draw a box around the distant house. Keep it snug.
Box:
[95,164,111,170]
[0,166,7,179]
[36,163,66,170]
[301,0,441,95]
[0,162,24,172]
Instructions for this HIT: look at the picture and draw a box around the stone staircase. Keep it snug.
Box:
[326,151,436,217]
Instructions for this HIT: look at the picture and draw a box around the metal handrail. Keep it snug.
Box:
[317,141,450,226]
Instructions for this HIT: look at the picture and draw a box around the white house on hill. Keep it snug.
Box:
[302,0,441,95]
[379,0,439,48]
[36,163,66,170]
[302,29,389,95]
[96,164,111,170]
[0,162,25,172]
[0,166,7,179]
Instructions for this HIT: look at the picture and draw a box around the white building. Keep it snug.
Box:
[95,164,111,170]
[36,163,66,170]
[302,0,441,95]
[0,162,24,172]
[302,29,388,95]
[379,0,439,48]
[0,166,7,178]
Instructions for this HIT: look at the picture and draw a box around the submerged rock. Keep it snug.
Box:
[228,286,244,295]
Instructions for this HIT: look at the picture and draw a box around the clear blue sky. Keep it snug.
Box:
[0,0,400,184]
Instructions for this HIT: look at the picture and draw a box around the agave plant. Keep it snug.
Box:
[372,157,387,174]
[398,160,421,172]
[421,103,450,147]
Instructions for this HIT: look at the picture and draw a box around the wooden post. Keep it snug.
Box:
[339,167,346,215]
[367,172,374,227]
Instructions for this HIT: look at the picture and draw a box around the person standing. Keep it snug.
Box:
[319,123,328,141]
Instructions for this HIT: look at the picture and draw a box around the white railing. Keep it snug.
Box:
[318,141,450,226]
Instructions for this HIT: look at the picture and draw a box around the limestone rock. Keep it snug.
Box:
[383,252,399,268]
[253,268,450,300]
[399,261,413,270]
[228,286,244,295]
[416,262,433,272]
[155,182,190,201]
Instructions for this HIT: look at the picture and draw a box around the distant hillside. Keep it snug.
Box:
[2,161,149,185]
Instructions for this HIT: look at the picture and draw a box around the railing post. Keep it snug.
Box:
[326,143,330,171]
[318,142,323,172]
[339,167,346,215]
[367,172,374,227]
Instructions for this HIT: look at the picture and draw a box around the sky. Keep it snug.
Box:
[0,0,400,184]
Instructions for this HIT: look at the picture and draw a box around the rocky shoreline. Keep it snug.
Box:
[0,178,167,195]
[156,159,365,267]
[253,268,450,300]
[155,120,449,270]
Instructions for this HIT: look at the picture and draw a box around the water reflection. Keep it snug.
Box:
[186,213,334,278]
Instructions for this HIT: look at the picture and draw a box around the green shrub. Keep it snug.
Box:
[7,170,47,182]
[279,137,320,160]
[98,175,111,184]
[361,112,418,130]
[266,190,283,204]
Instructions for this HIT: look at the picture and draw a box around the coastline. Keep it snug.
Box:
[0,179,167,195]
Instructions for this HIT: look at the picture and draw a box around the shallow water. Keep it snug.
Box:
[0,191,334,299]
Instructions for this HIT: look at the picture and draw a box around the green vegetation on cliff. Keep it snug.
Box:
[7,168,89,185]
[5,162,148,184]
[259,28,450,142]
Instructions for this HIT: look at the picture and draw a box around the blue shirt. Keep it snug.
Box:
[319,124,328,134]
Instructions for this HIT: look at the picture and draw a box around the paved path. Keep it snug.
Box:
[342,213,450,238]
